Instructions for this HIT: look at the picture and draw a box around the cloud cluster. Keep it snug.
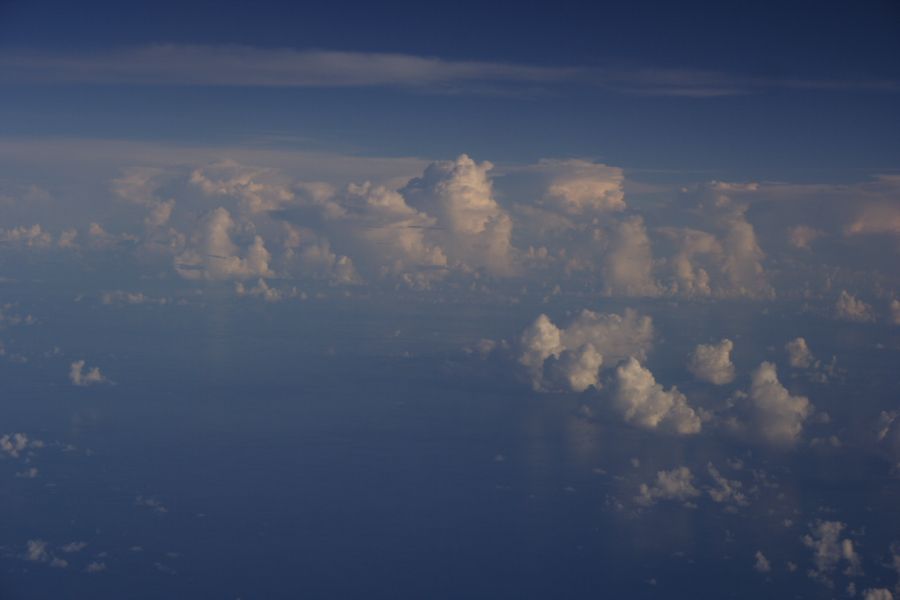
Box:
[518,309,653,392]
[803,521,862,585]
[635,466,700,507]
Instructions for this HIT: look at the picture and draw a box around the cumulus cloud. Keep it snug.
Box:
[747,362,812,445]
[25,539,49,562]
[863,590,894,600]
[403,154,513,275]
[687,339,735,384]
[835,291,875,323]
[786,337,815,369]
[754,551,771,573]
[635,466,700,506]
[69,360,108,386]
[803,521,863,585]
[659,183,772,298]
[176,207,273,280]
[612,358,702,434]
[602,216,660,297]
[518,309,653,391]
[538,159,626,215]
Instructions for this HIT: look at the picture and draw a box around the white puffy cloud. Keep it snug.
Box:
[835,291,875,323]
[803,521,863,585]
[635,466,701,506]
[657,183,772,299]
[518,309,654,391]
[69,360,108,386]
[687,339,735,384]
[748,362,812,445]
[602,216,660,297]
[176,207,273,281]
[539,159,626,215]
[403,154,513,275]
[612,358,701,434]
[545,344,604,393]
[786,337,815,369]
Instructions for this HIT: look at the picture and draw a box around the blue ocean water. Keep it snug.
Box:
[1,288,898,599]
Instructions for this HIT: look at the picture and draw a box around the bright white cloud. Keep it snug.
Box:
[518,309,654,392]
[748,362,812,445]
[539,159,626,215]
[176,207,273,281]
[687,339,735,384]
[612,358,701,434]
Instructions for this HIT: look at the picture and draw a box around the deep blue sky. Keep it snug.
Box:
[2,0,899,76]
[1,0,899,178]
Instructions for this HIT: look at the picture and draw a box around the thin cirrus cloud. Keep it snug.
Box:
[1,44,897,97]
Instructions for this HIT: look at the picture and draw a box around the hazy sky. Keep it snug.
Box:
[1,2,899,598]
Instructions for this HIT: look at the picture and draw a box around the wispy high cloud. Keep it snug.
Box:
[2,44,896,96]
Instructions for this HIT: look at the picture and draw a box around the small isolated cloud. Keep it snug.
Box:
[748,362,813,446]
[60,541,88,554]
[85,561,107,573]
[786,337,815,369]
[687,339,735,384]
[635,466,700,507]
[25,539,49,562]
[135,495,168,514]
[835,290,875,323]
[69,360,108,386]
[754,551,771,573]
[803,521,863,586]
[612,358,702,434]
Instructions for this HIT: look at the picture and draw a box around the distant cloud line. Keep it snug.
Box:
[2,44,897,96]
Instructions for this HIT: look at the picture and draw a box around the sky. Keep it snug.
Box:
[0,1,899,598]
